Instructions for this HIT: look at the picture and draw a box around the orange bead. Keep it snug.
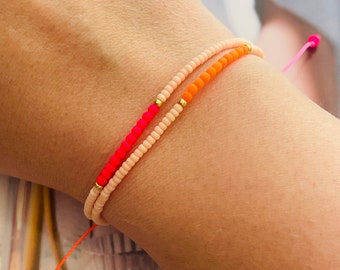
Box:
[187,83,198,95]
[182,91,193,103]
[213,62,223,73]
[200,72,211,83]
[231,50,239,59]
[236,47,245,57]
[218,57,228,68]
[206,67,217,78]
[194,78,204,89]
[225,53,234,63]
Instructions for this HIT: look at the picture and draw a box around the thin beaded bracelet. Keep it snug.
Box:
[90,44,264,225]
[57,35,320,269]
[84,38,261,219]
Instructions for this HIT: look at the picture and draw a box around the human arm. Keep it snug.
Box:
[1,1,340,269]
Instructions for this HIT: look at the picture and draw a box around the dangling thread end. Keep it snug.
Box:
[55,224,98,270]
[282,34,321,73]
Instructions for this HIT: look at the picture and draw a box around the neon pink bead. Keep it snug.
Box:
[131,126,142,136]
[308,34,321,48]
[105,163,115,173]
[126,133,137,144]
[115,148,126,159]
[137,119,148,129]
[142,111,153,122]
[109,155,121,166]
[148,104,160,115]
[96,175,107,186]
[120,140,131,152]
[101,167,112,179]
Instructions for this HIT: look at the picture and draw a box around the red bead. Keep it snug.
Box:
[121,140,131,152]
[109,155,121,166]
[137,119,148,129]
[101,167,112,179]
[142,111,153,122]
[97,175,107,186]
[131,125,142,136]
[115,148,126,159]
[126,134,137,144]
[106,162,115,173]
[148,104,160,115]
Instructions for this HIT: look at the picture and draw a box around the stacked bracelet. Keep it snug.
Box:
[58,35,322,269]
[84,38,262,220]
[84,40,263,225]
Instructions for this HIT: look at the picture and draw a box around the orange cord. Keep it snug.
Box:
[55,224,98,270]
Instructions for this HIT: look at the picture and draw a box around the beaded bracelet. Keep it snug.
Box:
[57,35,320,269]
[83,38,263,220]
[88,43,264,225]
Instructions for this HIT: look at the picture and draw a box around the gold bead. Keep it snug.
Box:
[178,98,187,108]
[245,43,252,52]
[94,183,103,191]
[154,99,163,107]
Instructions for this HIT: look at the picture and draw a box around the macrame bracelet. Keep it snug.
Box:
[87,43,264,225]
[83,38,263,220]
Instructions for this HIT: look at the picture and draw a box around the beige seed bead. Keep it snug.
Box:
[113,176,122,185]
[176,72,185,81]
[162,117,171,126]
[205,49,213,57]
[166,112,176,122]
[146,135,156,144]
[180,68,189,77]
[161,89,171,98]
[164,84,174,93]
[151,131,160,140]
[169,80,177,89]
[189,60,197,69]
[122,162,132,171]
[115,170,124,179]
[159,122,167,131]
[170,108,179,117]
[155,126,164,135]
[193,57,201,66]
[126,157,135,167]
[174,103,184,113]
[201,52,208,60]
[198,54,205,62]
[143,140,152,149]
[157,93,166,102]
[134,148,143,158]
[119,167,128,176]
[138,144,148,153]
[130,153,140,163]
[184,64,193,73]
[172,75,182,85]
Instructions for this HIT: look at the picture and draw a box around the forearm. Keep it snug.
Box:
[1,1,340,269]
[102,56,340,269]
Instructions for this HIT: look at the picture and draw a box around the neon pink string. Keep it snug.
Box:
[282,34,321,73]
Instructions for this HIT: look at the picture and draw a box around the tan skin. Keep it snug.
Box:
[1,1,340,269]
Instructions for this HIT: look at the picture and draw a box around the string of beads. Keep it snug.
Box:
[90,43,264,225]
[84,38,263,220]
[57,35,320,269]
